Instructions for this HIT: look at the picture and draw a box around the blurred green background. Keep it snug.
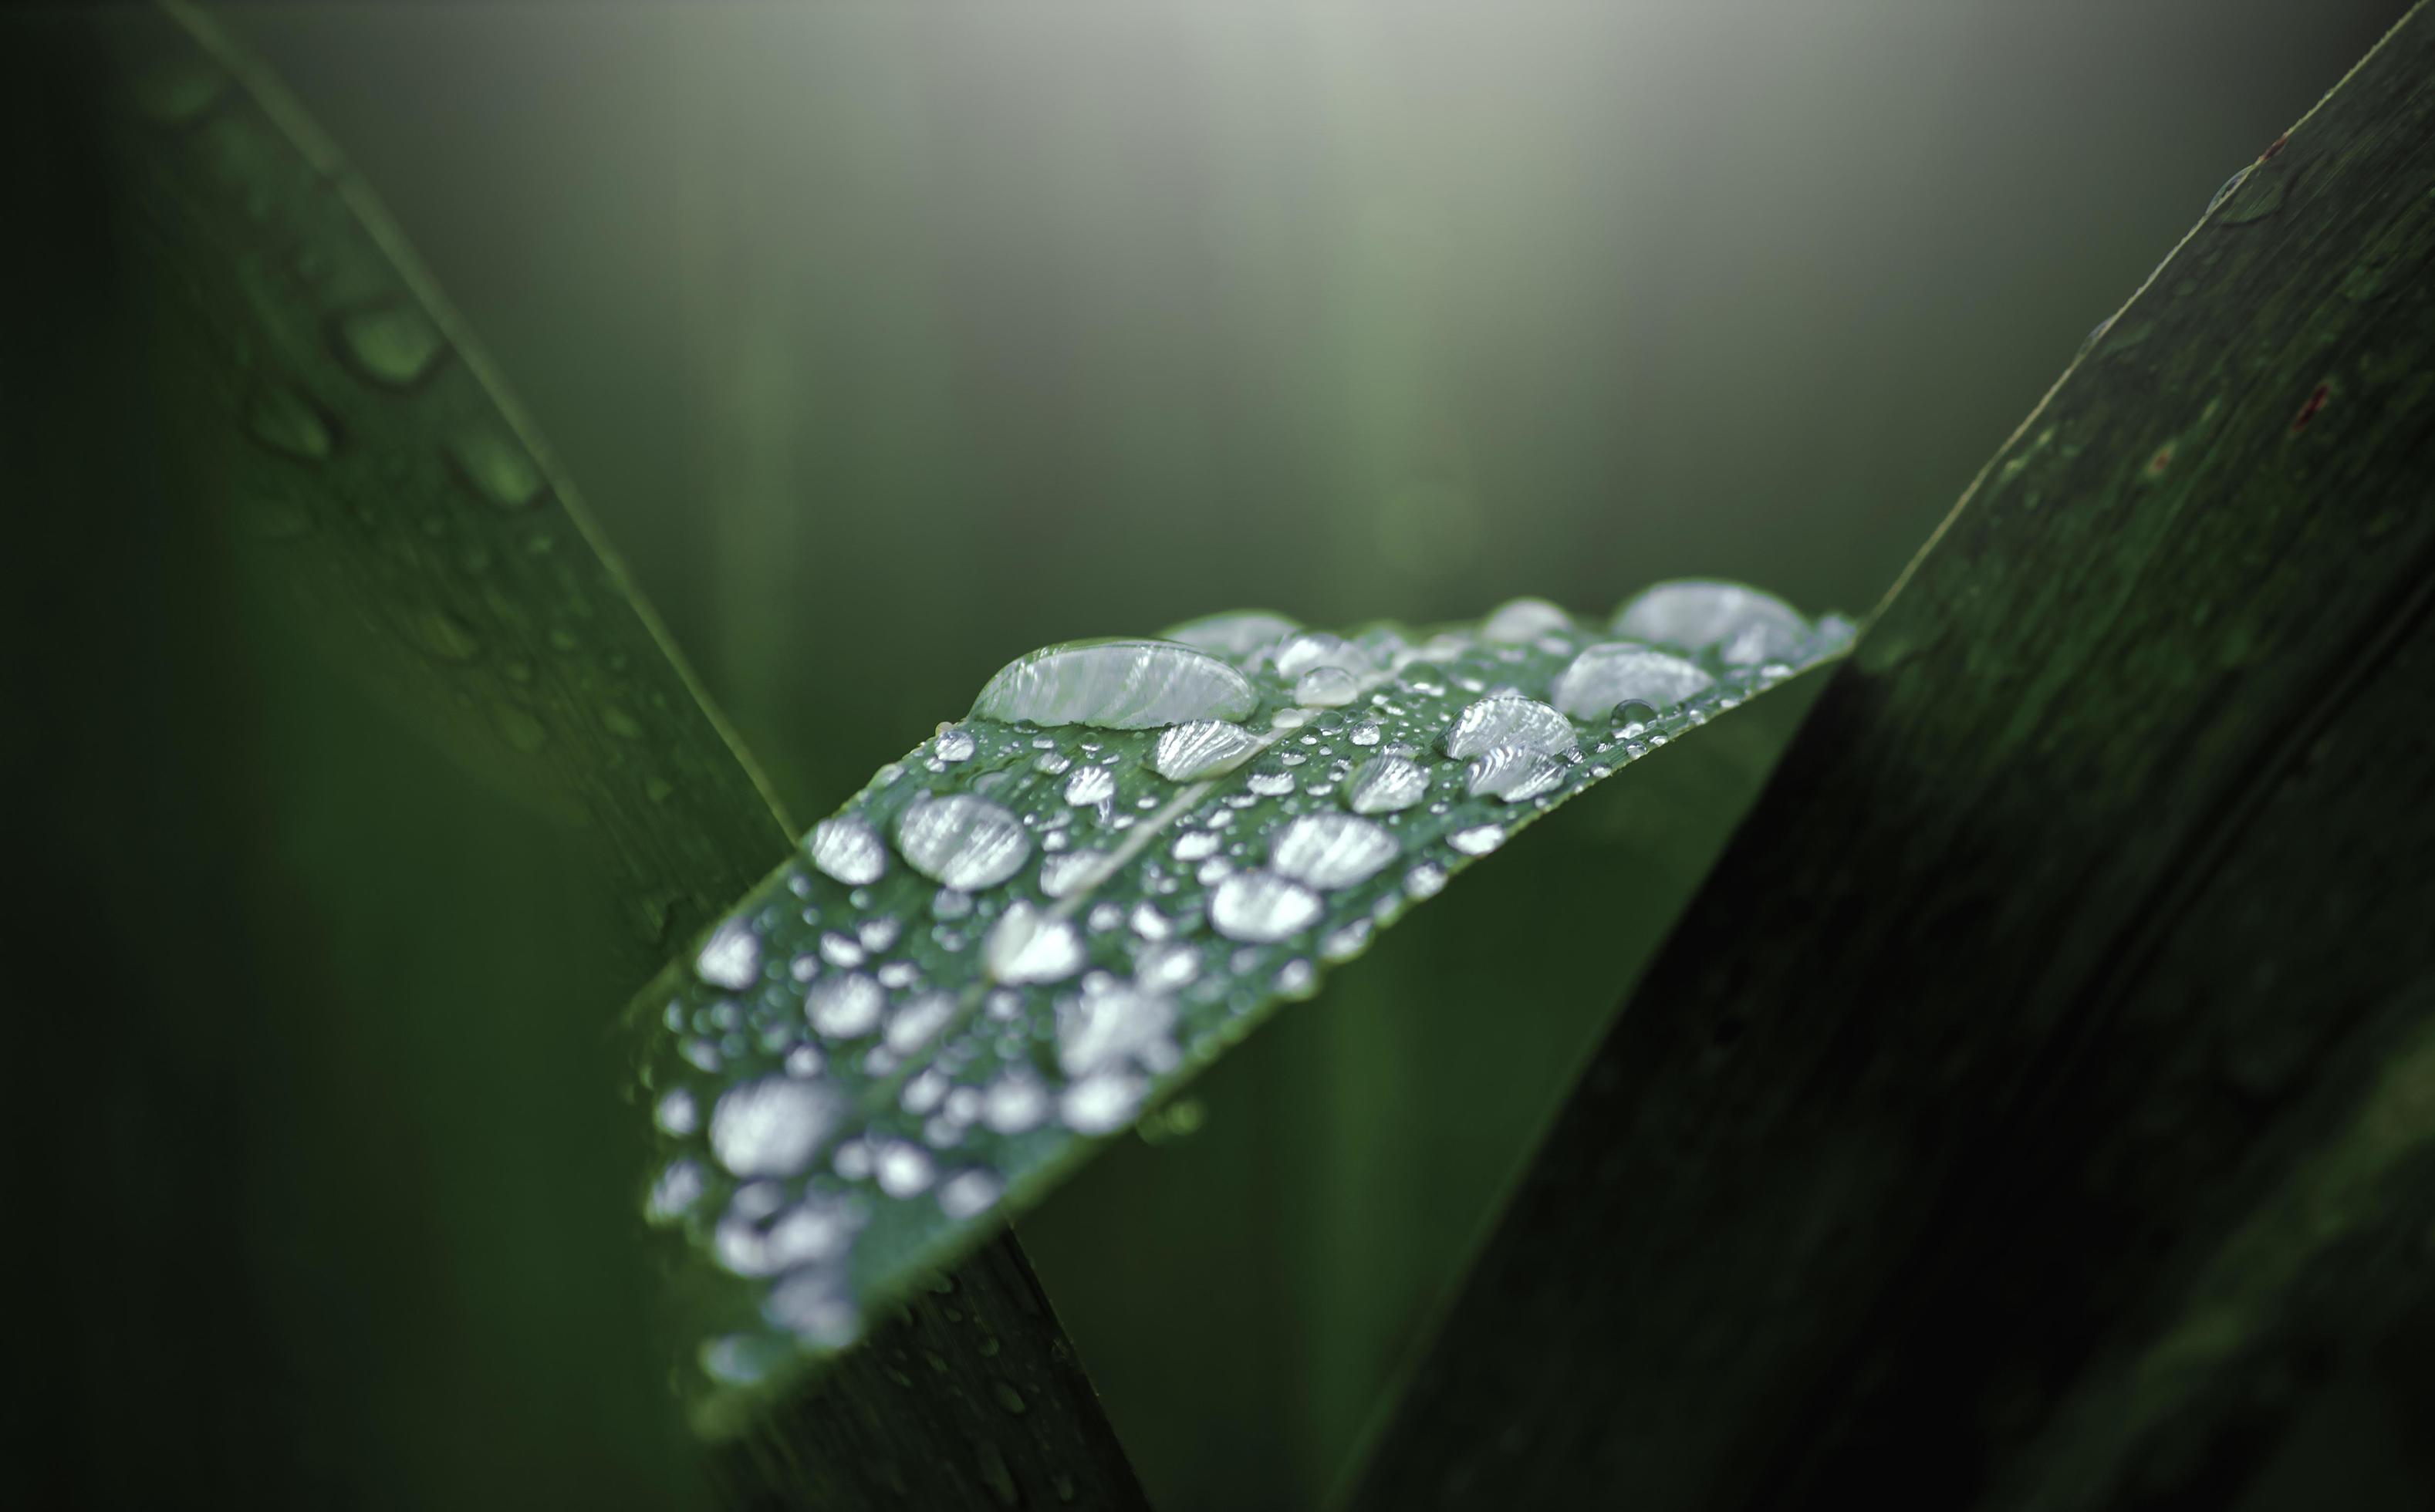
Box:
[15,2,2410,1509]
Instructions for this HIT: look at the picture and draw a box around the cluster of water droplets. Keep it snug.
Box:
[634,581,1852,1423]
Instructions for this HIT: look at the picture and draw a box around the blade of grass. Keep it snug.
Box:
[1346,7,2435,1507]
[96,5,1147,1506]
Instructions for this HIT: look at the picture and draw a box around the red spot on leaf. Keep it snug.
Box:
[2144,442,2176,478]
[2261,132,2289,162]
[2291,382,2331,434]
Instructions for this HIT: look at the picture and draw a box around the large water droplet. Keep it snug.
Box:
[1481,597,1572,643]
[1211,870,1323,942]
[710,1078,839,1176]
[809,816,889,886]
[1464,744,1565,803]
[971,640,1257,729]
[1160,609,1300,660]
[1443,694,1576,758]
[896,795,1031,889]
[934,728,978,763]
[883,991,957,1055]
[1613,581,1808,666]
[1345,754,1430,815]
[986,903,1086,984]
[695,920,763,990]
[246,385,335,461]
[1270,812,1400,889]
[332,303,448,389]
[1057,978,1176,1076]
[938,1170,1004,1220]
[1153,718,1262,780]
[983,1072,1050,1133]
[1549,643,1714,718]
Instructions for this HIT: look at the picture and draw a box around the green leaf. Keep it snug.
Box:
[633,582,1854,1432]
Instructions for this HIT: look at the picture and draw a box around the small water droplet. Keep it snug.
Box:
[246,384,335,461]
[710,1078,839,1176]
[1405,862,1447,897]
[413,606,482,663]
[647,1159,706,1224]
[897,795,1032,889]
[1448,824,1507,857]
[1058,977,1176,1075]
[1270,812,1400,889]
[809,816,890,886]
[1153,718,1262,780]
[806,972,884,1038]
[874,1141,936,1197]
[972,640,1257,728]
[1295,667,1361,707]
[1211,870,1323,942]
[1345,754,1430,815]
[656,1088,699,1136]
[984,1071,1051,1133]
[986,903,1086,984]
[1246,766,1297,797]
[490,699,549,754]
[934,728,977,763]
[1464,744,1565,803]
[1443,694,1575,758]
[446,426,545,508]
[332,302,449,389]
[1275,633,1371,680]
[600,705,644,740]
[939,1169,1005,1219]
[1062,1073,1147,1134]
[1040,849,1108,899]
[695,920,763,989]
[1063,764,1115,805]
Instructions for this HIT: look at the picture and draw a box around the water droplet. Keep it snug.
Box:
[939,1170,1004,1220]
[1448,824,1508,857]
[1062,1073,1147,1134]
[971,640,1257,728]
[986,903,1086,984]
[1275,633,1370,680]
[413,606,482,663]
[332,302,448,389]
[1270,812,1400,889]
[1295,667,1361,707]
[1350,721,1383,747]
[1211,870,1323,942]
[766,1265,859,1345]
[806,972,884,1038]
[600,705,644,740]
[1130,902,1174,940]
[1034,751,1072,775]
[1153,718,1262,780]
[809,815,889,886]
[1136,941,1201,991]
[932,728,977,763]
[884,991,956,1054]
[246,384,334,461]
[489,700,549,754]
[1040,850,1108,899]
[896,795,1030,889]
[1321,920,1373,962]
[718,1191,857,1275]
[1058,978,1176,1075]
[1246,767,1297,798]
[1464,744,1565,803]
[1613,580,1808,666]
[656,1088,699,1136]
[446,426,545,508]
[1160,609,1301,660]
[1481,597,1572,643]
[1064,764,1116,805]
[1443,694,1575,758]
[875,1141,937,1197]
[1345,754,1430,815]
[695,920,763,989]
[1549,643,1714,718]
[983,1071,1050,1133]
[710,1078,839,1176]
[647,1159,706,1223]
